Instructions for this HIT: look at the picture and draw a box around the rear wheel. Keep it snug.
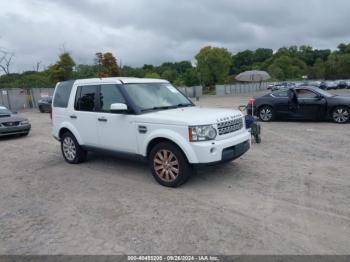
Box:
[149,142,191,187]
[61,132,87,164]
[332,106,349,123]
[258,106,274,122]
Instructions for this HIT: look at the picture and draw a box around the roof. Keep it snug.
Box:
[73,77,169,85]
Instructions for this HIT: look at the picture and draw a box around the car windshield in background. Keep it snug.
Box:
[123,83,193,111]
[0,108,12,115]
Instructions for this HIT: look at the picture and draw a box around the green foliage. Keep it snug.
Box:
[48,52,75,83]
[1,42,350,89]
[195,46,232,88]
[144,72,161,78]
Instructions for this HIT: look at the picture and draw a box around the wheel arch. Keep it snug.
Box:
[58,124,83,144]
[329,104,350,119]
[144,135,197,163]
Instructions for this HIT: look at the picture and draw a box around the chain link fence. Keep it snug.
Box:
[0,88,54,111]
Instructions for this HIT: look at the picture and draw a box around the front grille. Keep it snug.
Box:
[2,122,20,127]
[217,118,243,135]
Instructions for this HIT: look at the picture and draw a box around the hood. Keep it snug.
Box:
[136,106,244,126]
[328,95,350,104]
[0,114,27,124]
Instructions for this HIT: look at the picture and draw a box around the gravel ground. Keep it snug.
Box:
[0,90,350,255]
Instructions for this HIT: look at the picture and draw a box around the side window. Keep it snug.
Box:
[75,85,98,111]
[99,84,126,112]
[53,81,74,108]
[273,90,288,97]
[296,89,318,99]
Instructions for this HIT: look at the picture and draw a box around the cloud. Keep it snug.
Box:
[1,0,350,72]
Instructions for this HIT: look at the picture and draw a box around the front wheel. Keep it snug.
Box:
[258,106,274,122]
[332,106,349,123]
[61,132,87,164]
[149,142,191,187]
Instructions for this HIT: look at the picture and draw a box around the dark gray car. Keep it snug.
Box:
[38,96,52,113]
[0,106,31,137]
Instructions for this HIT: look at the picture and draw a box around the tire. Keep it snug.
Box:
[39,106,44,113]
[332,106,349,123]
[61,132,87,164]
[149,142,191,187]
[258,106,274,122]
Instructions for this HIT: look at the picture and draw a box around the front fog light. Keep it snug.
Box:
[189,125,217,142]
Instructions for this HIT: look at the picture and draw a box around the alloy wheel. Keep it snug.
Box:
[62,136,77,161]
[260,107,272,121]
[153,149,179,182]
[333,108,349,123]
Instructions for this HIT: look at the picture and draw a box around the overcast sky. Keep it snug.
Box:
[1,0,350,72]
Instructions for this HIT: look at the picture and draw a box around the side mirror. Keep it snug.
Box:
[316,95,323,100]
[110,103,128,113]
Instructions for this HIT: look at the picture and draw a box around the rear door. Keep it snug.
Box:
[271,90,290,119]
[72,85,99,146]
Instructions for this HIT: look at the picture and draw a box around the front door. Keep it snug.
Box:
[295,89,326,120]
[96,84,137,153]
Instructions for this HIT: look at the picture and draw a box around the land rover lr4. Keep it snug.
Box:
[52,78,251,187]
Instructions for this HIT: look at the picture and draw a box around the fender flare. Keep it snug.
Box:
[58,122,83,145]
[142,129,198,163]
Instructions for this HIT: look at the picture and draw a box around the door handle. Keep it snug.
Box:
[98,117,107,122]
[70,115,77,119]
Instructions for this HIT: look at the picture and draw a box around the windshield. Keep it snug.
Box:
[123,83,193,111]
[313,87,334,97]
[0,108,12,115]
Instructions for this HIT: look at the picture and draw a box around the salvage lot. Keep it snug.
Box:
[1,90,350,255]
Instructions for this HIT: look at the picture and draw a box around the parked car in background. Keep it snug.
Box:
[0,106,31,137]
[52,77,251,187]
[346,80,350,89]
[269,82,296,91]
[306,81,322,88]
[38,96,53,113]
[247,86,350,123]
[337,80,348,89]
[319,81,339,90]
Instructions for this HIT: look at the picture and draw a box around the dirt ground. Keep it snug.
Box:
[0,90,350,255]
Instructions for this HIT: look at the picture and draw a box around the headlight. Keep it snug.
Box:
[20,120,29,125]
[189,125,217,142]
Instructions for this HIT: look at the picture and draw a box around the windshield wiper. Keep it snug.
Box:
[141,104,192,112]
[175,103,192,108]
[141,106,172,112]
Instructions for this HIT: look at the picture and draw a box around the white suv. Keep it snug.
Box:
[52,77,251,187]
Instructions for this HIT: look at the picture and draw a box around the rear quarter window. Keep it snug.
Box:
[53,81,74,108]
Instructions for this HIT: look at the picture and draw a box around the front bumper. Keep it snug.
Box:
[190,130,251,164]
[0,124,31,137]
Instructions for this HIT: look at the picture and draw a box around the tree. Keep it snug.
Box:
[48,52,75,83]
[195,46,232,88]
[95,52,120,77]
[0,49,14,75]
